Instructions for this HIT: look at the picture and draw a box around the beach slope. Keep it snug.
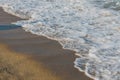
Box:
[0,7,93,80]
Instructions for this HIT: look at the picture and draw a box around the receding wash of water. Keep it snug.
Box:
[0,0,120,80]
[0,24,21,30]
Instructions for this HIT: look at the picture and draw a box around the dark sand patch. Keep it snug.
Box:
[0,8,22,24]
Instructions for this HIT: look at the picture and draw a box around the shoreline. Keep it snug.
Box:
[0,7,93,80]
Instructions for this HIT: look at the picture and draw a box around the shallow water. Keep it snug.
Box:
[0,24,21,30]
[0,0,120,80]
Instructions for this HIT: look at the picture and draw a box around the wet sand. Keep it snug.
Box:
[0,7,93,80]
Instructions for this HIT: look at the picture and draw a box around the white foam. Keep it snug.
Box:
[0,0,120,80]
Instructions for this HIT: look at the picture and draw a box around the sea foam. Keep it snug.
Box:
[0,0,120,80]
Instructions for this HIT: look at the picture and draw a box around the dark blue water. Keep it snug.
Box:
[0,24,21,30]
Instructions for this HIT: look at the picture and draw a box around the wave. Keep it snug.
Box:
[0,0,120,80]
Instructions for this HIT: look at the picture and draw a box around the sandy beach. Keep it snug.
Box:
[0,7,93,80]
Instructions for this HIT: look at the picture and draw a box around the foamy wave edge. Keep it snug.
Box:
[0,5,30,19]
[0,5,95,80]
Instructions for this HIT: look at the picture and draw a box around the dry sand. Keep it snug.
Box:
[0,7,93,80]
[0,44,61,80]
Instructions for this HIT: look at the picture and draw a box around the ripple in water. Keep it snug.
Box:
[0,0,120,80]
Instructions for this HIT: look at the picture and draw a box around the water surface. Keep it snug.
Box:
[0,24,21,30]
[0,0,120,80]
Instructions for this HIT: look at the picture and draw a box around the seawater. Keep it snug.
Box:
[0,0,120,80]
[0,24,21,30]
